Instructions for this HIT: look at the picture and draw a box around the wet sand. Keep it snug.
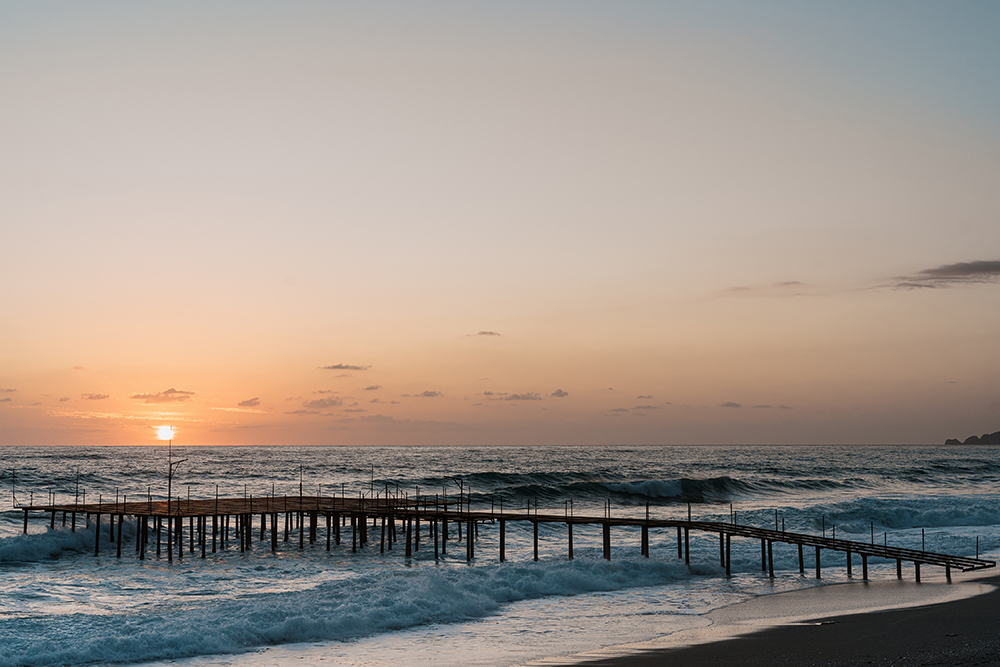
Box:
[561,573,1000,667]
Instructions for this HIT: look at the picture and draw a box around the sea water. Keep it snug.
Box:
[1,445,998,667]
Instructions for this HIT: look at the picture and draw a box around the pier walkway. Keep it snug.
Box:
[19,495,995,582]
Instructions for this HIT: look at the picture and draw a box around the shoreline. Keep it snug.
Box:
[543,571,1000,667]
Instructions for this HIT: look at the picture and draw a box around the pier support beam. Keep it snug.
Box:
[684,527,689,565]
[846,550,852,578]
[815,547,821,579]
[725,534,731,577]
[641,524,649,558]
[405,517,412,558]
[94,513,101,556]
[862,554,868,581]
[677,526,682,559]
[467,520,474,561]
[915,561,921,583]
[603,522,611,561]
[897,558,902,579]
[767,540,774,578]
[567,522,573,560]
[499,519,505,562]
[533,521,539,562]
[761,539,767,572]
[798,544,804,574]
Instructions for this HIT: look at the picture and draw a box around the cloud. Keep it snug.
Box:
[314,390,339,394]
[72,366,87,370]
[751,404,772,408]
[237,398,260,407]
[417,391,442,398]
[609,408,629,413]
[719,402,742,408]
[320,363,370,371]
[550,389,569,398]
[285,409,320,415]
[636,395,653,399]
[369,398,384,404]
[302,397,342,409]
[505,393,542,401]
[364,385,382,391]
[344,408,367,413]
[468,331,502,337]
[894,260,1000,290]
[483,391,494,396]
[59,397,71,402]
[0,388,16,393]
[81,393,110,400]
[634,405,660,410]
[128,388,194,403]
[0,397,10,403]
[779,405,793,409]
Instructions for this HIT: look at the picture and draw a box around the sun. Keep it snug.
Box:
[157,425,175,441]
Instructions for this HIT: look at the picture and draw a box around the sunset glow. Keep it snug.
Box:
[0,3,998,446]
[157,426,175,442]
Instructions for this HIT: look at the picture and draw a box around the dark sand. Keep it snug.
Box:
[569,575,1000,667]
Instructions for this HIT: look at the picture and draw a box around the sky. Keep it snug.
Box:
[1,1,999,446]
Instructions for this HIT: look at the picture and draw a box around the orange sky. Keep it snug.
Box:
[2,2,999,445]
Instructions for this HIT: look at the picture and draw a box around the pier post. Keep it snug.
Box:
[310,512,317,544]
[719,532,724,566]
[815,547,821,579]
[846,550,852,578]
[915,562,921,583]
[334,512,340,545]
[442,515,447,555]
[156,517,161,557]
[499,520,506,562]
[896,558,902,579]
[533,521,539,562]
[352,514,357,553]
[798,544,804,574]
[23,508,28,534]
[603,522,611,561]
[299,511,305,549]
[567,522,573,560]
[50,509,55,529]
[761,539,767,572]
[677,526,682,558]
[684,527,689,565]
[380,515,386,553]
[201,518,206,558]
[212,515,217,553]
[326,513,331,551]
[271,513,278,552]
[862,554,868,581]
[260,513,266,541]
[167,518,173,562]
[72,511,76,532]
[433,518,439,560]
[415,515,420,551]
[190,516,195,553]
[467,520,474,561]
[284,512,290,542]
[946,564,951,583]
[94,513,101,556]
[406,517,412,558]
[725,534,731,577]
[116,514,123,558]
[642,524,649,558]
[767,540,774,578]
[139,516,146,560]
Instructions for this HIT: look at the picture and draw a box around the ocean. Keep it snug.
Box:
[1,445,998,667]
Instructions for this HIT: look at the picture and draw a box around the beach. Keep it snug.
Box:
[561,573,1000,667]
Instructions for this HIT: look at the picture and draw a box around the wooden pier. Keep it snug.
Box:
[19,496,996,582]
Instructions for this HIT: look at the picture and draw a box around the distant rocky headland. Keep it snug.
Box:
[945,430,1000,445]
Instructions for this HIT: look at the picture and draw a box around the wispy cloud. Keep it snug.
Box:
[505,393,542,401]
[634,405,660,410]
[0,397,11,403]
[550,389,569,398]
[59,397,70,402]
[81,393,109,400]
[893,260,1000,290]
[610,408,629,413]
[719,402,741,408]
[285,409,320,415]
[128,388,195,404]
[467,330,502,337]
[405,390,441,398]
[0,388,15,393]
[237,397,260,407]
[636,395,653,399]
[320,363,370,371]
[302,397,342,409]
[751,404,772,408]
[72,366,87,370]
[364,385,382,391]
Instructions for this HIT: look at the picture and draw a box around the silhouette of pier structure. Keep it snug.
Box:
[19,493,995,582]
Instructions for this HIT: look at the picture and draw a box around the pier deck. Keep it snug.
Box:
[19,496,995,581]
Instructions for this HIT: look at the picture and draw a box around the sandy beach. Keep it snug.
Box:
[557,573,1000,667]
